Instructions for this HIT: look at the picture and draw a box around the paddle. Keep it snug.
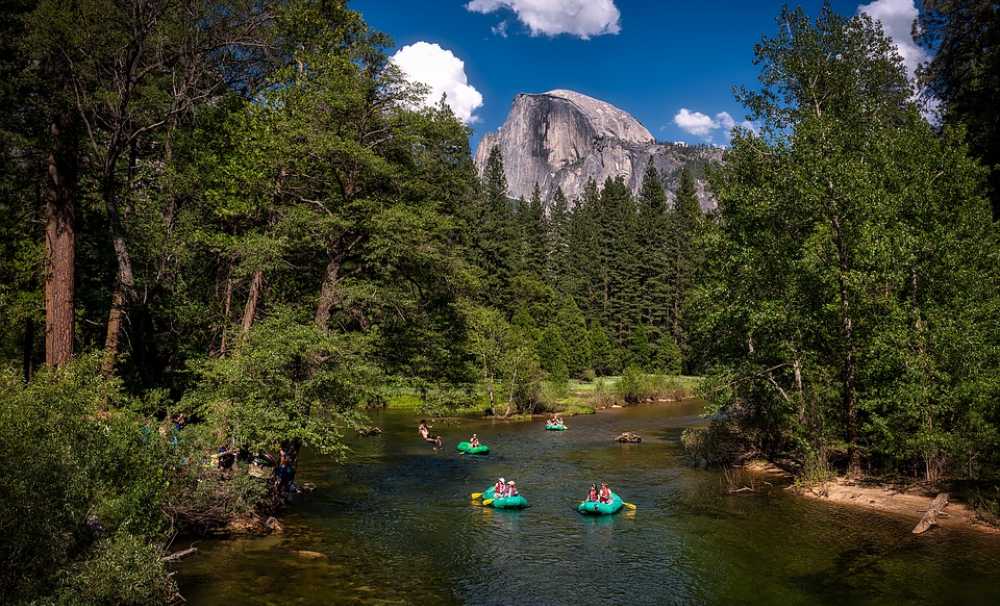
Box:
[470,492,483,499]
[482,498,494,506]
[623,502,637,510]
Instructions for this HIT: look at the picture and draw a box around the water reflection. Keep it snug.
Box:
[177,403,1000,606]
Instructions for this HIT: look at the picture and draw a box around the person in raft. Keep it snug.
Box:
[469,433,481,448]
[506,480,518,497]
[418,420,443,450]
[494,477,506,497]
[598,481,612,504]
[586,483,599,502]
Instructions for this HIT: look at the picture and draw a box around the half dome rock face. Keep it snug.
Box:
[474,90,721,209]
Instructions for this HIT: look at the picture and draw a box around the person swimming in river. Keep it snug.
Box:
[418,420,443,450]
[599,481,612,504]
[586,483,599,502]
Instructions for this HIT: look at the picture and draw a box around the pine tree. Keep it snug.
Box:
[669,167,702,362]
[545,187,573,292]
[596,176,640,345]
[635,160,673,338]
[474,145,518,307]
[518,182,547,277]
[567,179,602,318]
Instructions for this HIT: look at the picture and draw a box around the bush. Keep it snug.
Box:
[591,379,616,408]
[417,383,480,416]
[681,421,750,466]
[0,356,173,603]
[616,365,645,404]
[57,534,177,605]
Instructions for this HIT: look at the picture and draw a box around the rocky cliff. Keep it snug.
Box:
[474,90,721,209]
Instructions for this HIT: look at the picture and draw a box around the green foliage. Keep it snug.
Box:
[617,365,646,404]
[181,311,380,458]
[462,303,544,415]
[917,0,1000,218]
[56,533,177,606]
[0,356,172,603]
[698,5,1000,479]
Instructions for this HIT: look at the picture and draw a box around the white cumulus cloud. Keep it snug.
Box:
[673,108,718,137]
[857,0,928,79]
[466,0,621,39]
[389,42,484,124]
[673,109,754,142]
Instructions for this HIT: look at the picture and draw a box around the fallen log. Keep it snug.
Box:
[162,546,198,562]
[912,492,949,534]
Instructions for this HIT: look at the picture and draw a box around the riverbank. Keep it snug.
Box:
[791,477,1000,535]
[383,374,703,418]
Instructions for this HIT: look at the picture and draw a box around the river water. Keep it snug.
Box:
[176,402,1000,605]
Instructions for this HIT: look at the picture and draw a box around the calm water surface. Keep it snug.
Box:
[176,403,1000,605]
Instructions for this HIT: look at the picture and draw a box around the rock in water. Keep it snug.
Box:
[616,432,642,443]
[474,89,722,208]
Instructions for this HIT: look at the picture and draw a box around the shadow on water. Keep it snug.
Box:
[176,403,1000,606]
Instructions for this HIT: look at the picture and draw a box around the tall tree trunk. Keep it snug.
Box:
[831,216,861,478]
[219,267,233,356]
[314,254,342,330]
[102,228,137,376]
[43,113,78,368]
[101,153,139,376]
[239,270,263,341]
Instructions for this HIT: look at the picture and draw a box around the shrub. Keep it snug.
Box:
[0,356,172,603]
[57,534,177,605]
[681,421,750,466]
[616,365,645,404]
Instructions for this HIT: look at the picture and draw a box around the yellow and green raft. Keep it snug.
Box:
[456,441,490,455]
[577,492,624,515]
[477,486,528,509]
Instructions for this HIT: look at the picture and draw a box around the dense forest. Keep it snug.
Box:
[1,0,998,603]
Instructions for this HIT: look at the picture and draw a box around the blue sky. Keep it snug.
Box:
[351,0,926,150]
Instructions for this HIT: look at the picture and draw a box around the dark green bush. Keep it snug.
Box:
[0,356,174,604]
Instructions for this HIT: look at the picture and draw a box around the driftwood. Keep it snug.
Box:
[162,546,197,562]
[357,425,383,437]
[912,492,949,534]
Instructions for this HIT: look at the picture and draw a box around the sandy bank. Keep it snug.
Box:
[794,477,999,535]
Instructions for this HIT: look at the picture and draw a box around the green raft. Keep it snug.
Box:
[545,423,567,431]
[456,441,490,455]
[480,486,527,509]
[577,492,624,515]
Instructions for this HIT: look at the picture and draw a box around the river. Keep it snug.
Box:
[176,402,1000,605]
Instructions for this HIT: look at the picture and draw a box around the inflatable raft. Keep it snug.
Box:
[577,493,624,515]
[479,486,527,509]
[545,423,567,431]
[491,494,528,509]
[456,441,490,455]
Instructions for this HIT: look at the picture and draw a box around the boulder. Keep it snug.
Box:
[616,431,642,443]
